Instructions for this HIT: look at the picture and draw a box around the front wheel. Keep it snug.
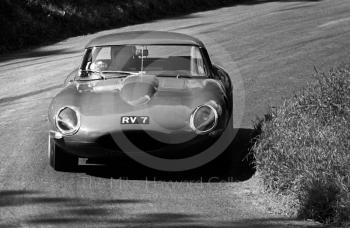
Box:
[48,135,78,171]
[217,125,256,180]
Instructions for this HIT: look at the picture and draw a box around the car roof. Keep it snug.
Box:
[85,31,205,48]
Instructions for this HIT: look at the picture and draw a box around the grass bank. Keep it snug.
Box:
[0,0,234,54]
[253,65,350,226]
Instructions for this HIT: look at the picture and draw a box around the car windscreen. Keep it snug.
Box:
[79,45,209,79]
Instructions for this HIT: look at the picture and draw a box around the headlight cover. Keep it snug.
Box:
[55,106,80,135]
[190,104,218,134]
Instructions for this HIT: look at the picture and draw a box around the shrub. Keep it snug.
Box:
[253,65,350,226]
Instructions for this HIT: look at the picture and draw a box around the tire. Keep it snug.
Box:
[218,125,256,180]
[48,135,78,172]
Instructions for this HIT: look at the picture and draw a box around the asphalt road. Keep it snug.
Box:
[1,0,350,227]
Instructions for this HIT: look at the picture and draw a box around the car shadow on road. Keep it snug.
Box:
[0,189,322,227]
[81,128,259,183]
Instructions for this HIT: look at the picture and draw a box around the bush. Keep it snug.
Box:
[0,0,234,54]
[253,65,350,226]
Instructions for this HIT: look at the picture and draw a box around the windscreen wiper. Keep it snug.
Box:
[156,74,193,78]
[176,74,192,79]
[82,70,140,80]
[81,70,106,79]
[100,71,140,75]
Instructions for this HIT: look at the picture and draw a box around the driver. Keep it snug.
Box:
[109,46,136,71]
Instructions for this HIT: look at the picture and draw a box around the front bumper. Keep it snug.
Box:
[50,130,220,159]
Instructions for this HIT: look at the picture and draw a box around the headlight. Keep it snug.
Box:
[190,104,218,134]
[55,106,80,135]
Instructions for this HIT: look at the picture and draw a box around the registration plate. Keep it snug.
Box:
[121,116,150,124]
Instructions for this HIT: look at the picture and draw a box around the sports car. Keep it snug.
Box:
[48,31,234,171]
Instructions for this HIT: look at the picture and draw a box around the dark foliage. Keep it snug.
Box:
[0,0,233,53]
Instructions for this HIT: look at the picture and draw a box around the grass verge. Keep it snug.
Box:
[252,65,350,227]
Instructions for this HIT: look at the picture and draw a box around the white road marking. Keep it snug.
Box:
[319,17,350,28]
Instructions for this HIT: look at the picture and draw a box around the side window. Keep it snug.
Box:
[191,47,206,76]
